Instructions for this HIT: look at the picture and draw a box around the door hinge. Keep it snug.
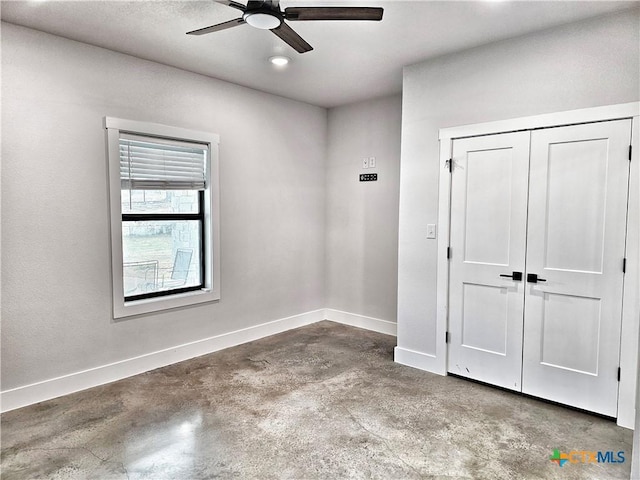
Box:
[623,257,627,274]
[618,367,621,382]
[446,331,450,343]
[447,247,451,259]
[446,158,453,173]
[629,145,633,161]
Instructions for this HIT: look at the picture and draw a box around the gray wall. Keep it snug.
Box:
[397,8,640,356]
[1,23,327,390]
[325,95,402,321]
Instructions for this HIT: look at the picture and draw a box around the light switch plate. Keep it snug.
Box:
[362,157,369,169]
[427,224,437,239]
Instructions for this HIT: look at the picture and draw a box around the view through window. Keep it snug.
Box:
[122,190,203,299]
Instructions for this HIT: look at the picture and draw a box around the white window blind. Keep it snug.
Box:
[120,133,207,190]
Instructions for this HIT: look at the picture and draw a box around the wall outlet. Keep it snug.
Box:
[427,224,437,239]
[362,157,369,169]
[369,156,376,168]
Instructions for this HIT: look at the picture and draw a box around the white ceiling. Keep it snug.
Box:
[2,0,637,107]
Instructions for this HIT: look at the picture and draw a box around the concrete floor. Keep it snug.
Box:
[1,321,632,479]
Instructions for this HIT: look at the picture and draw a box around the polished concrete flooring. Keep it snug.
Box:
[1,321,632,479]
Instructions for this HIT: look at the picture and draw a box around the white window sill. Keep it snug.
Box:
[114,288,219,319]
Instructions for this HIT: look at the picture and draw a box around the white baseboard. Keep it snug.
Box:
[324,309,397,336]
[0,308,396,413]
[0,309,324,413]
[394,346,445,375]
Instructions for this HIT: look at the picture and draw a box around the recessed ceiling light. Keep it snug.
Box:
[269,56,290,67]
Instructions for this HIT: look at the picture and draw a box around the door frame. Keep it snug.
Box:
[436,102,640,428]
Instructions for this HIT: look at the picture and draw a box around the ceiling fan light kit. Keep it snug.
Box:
[243,10,282,29]
[187,0,383,54]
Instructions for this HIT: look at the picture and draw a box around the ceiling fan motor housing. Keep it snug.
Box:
[243,1,283,29]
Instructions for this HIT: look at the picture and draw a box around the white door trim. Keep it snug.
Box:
[439,102,639,141]
[436,102,640,428]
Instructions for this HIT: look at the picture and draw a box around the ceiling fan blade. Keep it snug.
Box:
[187,18,246,35]
[284,7,383,21]
[271,22,313,53]
[214,0,246,12]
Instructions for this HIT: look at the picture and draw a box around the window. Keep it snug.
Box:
[106,118,220,318]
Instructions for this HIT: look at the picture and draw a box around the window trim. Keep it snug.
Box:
[105,117,220,318]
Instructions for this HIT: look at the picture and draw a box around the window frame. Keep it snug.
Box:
[105,117,220,318]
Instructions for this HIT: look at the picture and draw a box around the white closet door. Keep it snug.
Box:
[448,132,530,391]
[522,119,631,417]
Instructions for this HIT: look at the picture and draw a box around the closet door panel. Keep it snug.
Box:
[447,131,530,390]
[522,119,631,417]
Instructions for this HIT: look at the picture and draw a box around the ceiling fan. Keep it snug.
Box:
[187,0,384,53]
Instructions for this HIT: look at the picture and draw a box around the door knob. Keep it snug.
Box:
[527,273,547,283]
[500,271,522,281]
